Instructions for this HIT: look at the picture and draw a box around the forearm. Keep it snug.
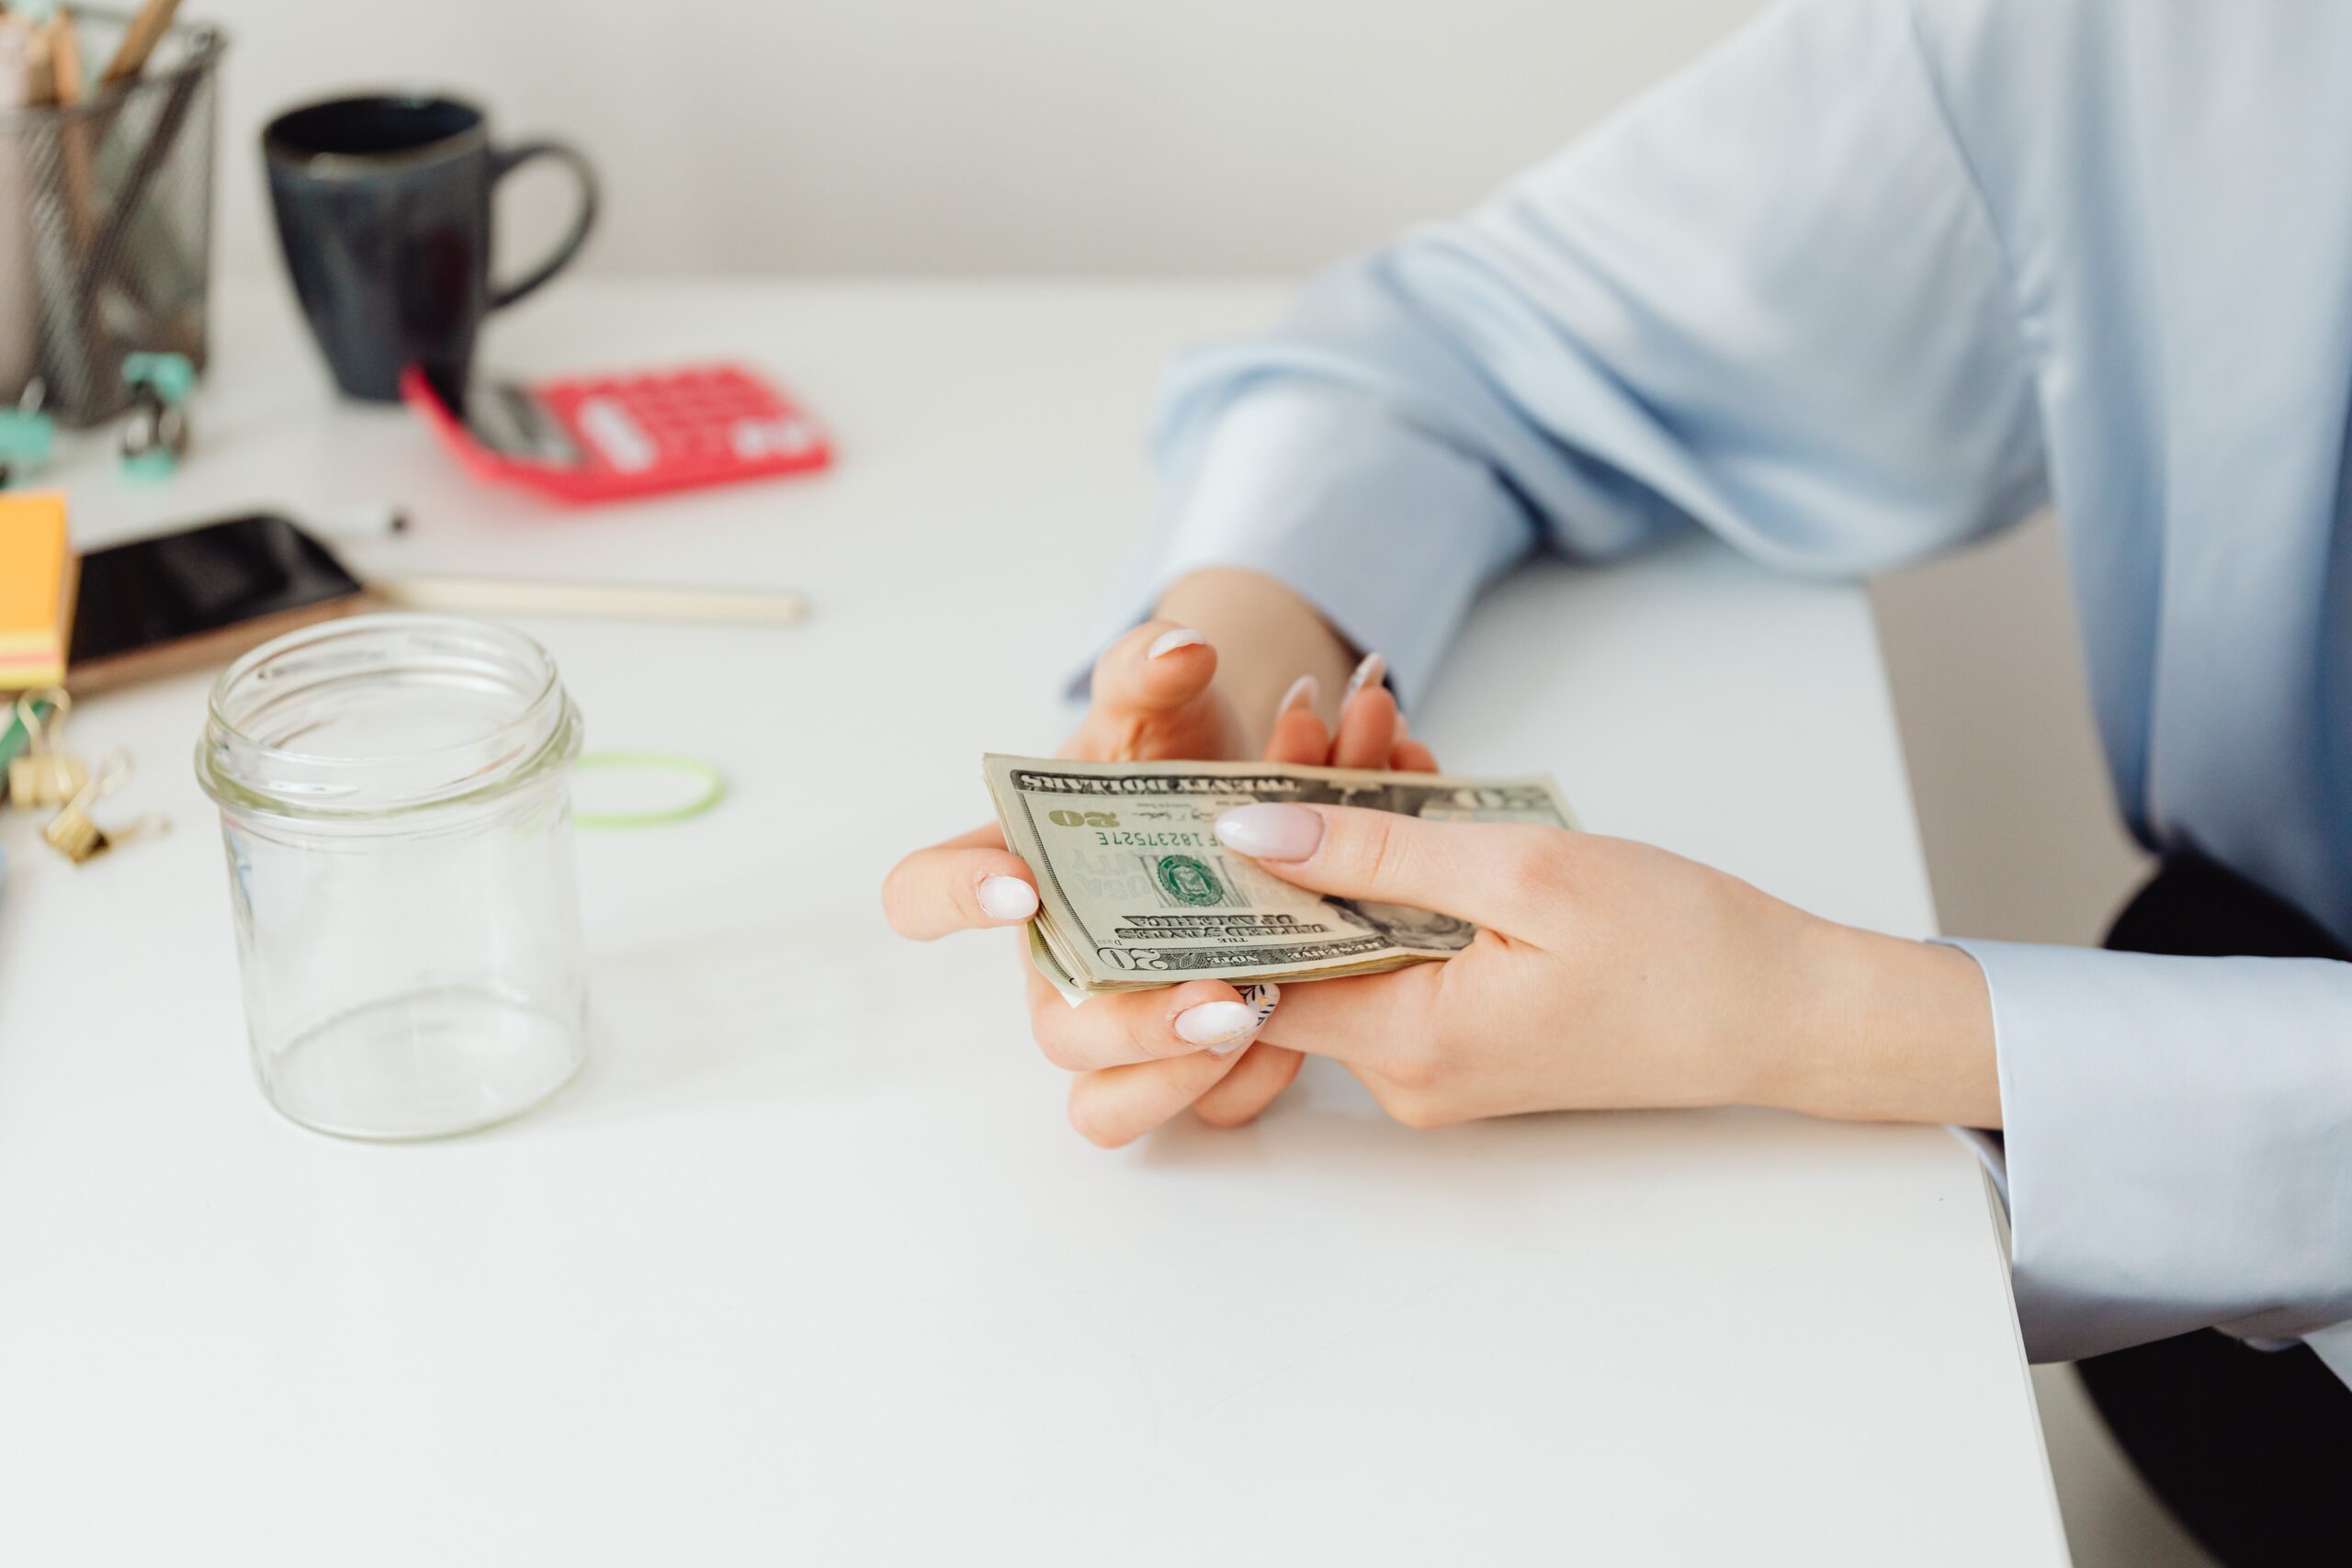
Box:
[1155,567,1358,754]
[1152,571,2007,1130]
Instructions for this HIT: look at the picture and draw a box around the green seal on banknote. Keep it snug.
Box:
[1156,853,1225,908]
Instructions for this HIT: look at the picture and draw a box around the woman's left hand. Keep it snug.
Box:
[1198,804,2002,1130]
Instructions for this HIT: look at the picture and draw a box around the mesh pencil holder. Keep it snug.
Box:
[0,10,223,427]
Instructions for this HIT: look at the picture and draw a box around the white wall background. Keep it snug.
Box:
[208,0,1766,278]
[195,0,2175,1553]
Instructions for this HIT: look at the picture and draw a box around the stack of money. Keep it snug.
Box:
[983,754,1578,1005]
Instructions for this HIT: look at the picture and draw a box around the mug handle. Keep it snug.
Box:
[488,139,600,310]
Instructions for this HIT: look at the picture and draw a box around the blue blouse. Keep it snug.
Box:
[1125,0,2352,1377]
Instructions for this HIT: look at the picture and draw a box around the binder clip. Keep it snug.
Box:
[42,749,166,864]
[0,380,54,490]
[119,354,193,481]
[6,689,87,811]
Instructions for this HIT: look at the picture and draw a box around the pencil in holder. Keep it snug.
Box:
[0,9,223,427]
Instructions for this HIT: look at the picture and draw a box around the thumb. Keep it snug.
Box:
[1211,804,1559,934]
[1084,619,1218,718]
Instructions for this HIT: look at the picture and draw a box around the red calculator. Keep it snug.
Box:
[402,364,832,504]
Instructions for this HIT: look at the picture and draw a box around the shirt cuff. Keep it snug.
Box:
[1946,938,2352,1369]
[1077,383,1538,710]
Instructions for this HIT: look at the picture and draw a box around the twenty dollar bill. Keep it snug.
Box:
[982,755,1578,1003]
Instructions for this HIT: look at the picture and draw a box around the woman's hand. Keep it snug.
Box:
[1064,654,1436,1148]
[881,603,1434,1146]
[883,567,1357,948]
[880,618,1246,951]
[1204,805,2002,1130]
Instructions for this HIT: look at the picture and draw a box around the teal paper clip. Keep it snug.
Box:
[119,353,194,482]
[0,379,54,489]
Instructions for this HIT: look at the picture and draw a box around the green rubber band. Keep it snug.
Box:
[572,751,728,829]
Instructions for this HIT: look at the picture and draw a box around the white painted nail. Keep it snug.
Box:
[1237,983,1282,1032]
[1148,627,1206,660]
[1277,674,1319,718]
[1175,999,1261,1052]
[976,875,1038,921]
[1215,803,1325,861]
[1343,650,1387,706]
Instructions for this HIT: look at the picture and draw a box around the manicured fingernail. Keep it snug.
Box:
[1237,982,1281,1032]
[1175,998,1261,1052]
[1215,803,1324,861]
[1148,627,1206,660]
[1343,650,1387,706]
[1277,673,1318,717]
[976,874,1038,921]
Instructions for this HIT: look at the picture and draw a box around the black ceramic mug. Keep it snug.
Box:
[262,94,598,402]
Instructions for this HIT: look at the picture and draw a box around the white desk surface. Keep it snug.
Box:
[0,277,2065,1565]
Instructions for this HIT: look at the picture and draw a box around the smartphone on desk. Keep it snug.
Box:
[67,513,367,694]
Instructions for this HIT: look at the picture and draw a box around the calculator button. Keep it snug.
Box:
[576,396,659,473]
[731,417,818,460]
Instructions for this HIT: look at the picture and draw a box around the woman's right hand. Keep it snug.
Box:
[1058,620,1250,770]
[880,615,1430,1145]
[880,617,1245,945]
[1063,665,1435,1147]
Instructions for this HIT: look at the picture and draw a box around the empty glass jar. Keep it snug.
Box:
[196,614,589,1139]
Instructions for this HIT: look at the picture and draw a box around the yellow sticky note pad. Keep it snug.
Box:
[0,491,77,687]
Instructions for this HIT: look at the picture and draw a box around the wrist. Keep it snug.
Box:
[1760,919,2002,1127]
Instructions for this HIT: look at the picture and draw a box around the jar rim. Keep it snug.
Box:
[196,613,581,822]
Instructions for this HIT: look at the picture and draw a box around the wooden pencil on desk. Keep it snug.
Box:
[369,576,811,626]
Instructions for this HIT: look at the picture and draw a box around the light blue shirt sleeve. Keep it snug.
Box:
[1950,942,2352,1361]
[1114,0,2352,1379]
[1126,0,2046,705]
